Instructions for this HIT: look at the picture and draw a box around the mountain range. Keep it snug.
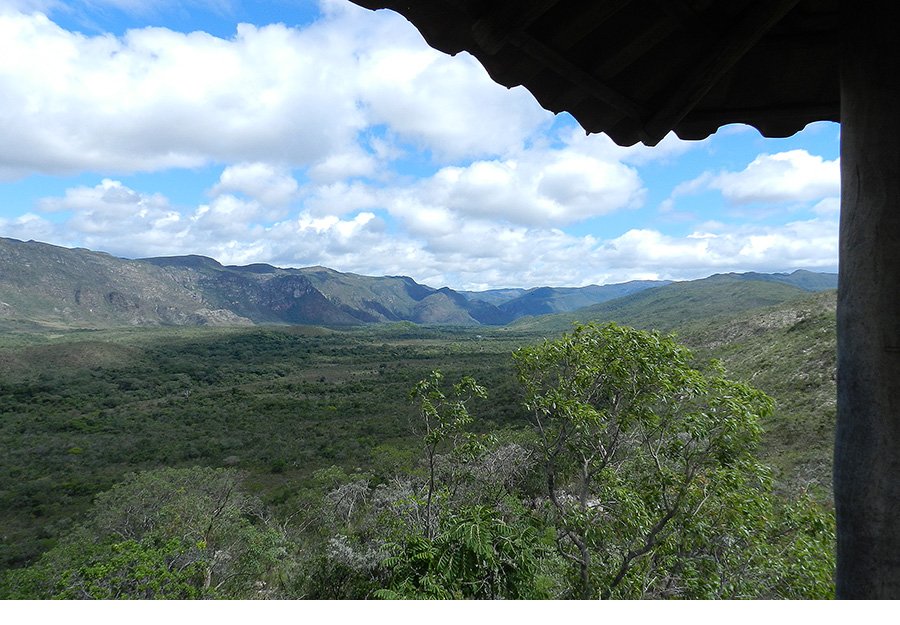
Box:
[0,237,837,330]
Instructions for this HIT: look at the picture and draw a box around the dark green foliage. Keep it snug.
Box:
[2,536,207,600]
[377,504,552,599]
[0,467,287,599]
[513,323,834,599]
[0,324,525,569]
[298,352,834,600]
[0,303,837,599]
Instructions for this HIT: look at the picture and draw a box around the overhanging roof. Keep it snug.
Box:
[350,0,839,146]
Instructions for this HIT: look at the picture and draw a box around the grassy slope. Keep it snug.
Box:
[298,267,430,319]
[511,275,813,335]
[676,290,837,498]
[510,279,837,498]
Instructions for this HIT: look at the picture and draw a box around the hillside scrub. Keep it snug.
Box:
[293,324,835,599]
[0,321,836,599]
[1,467,288,599]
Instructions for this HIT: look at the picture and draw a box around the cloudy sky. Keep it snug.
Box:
[0,0,840,291]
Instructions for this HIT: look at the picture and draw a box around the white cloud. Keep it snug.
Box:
[671,150,840,206]
[0,6,841,292]
[357,45,550,160]
[0,14,359,176]
[597,220,838,277]
[388,149,644,228]
[291,122,648,231]
[17,172,838,291]
[0,4,550,180]
[211,162,299,206]
[307,150,378,184]
[192,194,277,238]
[669,172,715,199]
[20,176,392,265]
[30,179,190,252]
[37,178,171,217]
[710,150,839,204]
[536,153,643,218]
[301,180,380,217]
[0,212,62,244]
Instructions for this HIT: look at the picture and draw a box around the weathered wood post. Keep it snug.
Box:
[835,0,900,599]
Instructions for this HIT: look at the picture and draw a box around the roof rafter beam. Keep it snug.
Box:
[506,30,649,121]
[471,0,562,54]
[542,0,632,51]
[641,0,803,144]
[596,16,678,78]
[651,0,697,26]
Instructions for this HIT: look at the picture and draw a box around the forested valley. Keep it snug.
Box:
[0,288,837,599]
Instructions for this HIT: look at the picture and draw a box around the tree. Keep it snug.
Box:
[377,503,552,600]
[1,467,288,599]
[1,534,207,600]
[300,371,558,600]
[297,343,832,600]
[513,322,832,599]
[409,371,487,539]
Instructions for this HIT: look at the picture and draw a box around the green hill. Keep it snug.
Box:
[0,238,247,328]
[1,237,837,334]
[0,239,512,328]
[512,274,816,335]
[720,269,837,292]
[460,280,669,316]
[677,290,837,498]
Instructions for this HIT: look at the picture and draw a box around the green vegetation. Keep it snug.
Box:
[0,323,529,570]
[514,274,817,334]
[517,283,838,500]
[0,290,838,599]
[511,323,832,598]
[677,290,837,496]
[2,467,285,599]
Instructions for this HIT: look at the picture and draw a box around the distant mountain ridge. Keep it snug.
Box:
[714,269,839,292]
[511,271,837,334]
[497,281,672,317]
[0,237,836,330]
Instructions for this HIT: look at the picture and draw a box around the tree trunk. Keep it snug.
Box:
[835,0,900,598]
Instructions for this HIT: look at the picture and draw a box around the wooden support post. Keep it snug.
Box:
[835,0,900,599]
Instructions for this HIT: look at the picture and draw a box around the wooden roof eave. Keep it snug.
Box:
[350,0,839,146]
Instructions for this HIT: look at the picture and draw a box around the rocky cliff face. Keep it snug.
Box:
[0,238,510,328]
[0,238,245,328]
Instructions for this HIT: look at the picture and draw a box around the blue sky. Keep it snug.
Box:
[0,0,840,290]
